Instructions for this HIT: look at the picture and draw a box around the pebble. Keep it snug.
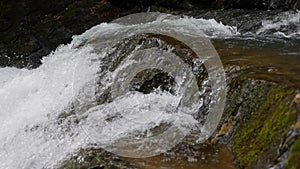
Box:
[294,93,300,104]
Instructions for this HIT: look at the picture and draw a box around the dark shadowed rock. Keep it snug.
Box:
[0,0,299,69]
[0,0,122,68]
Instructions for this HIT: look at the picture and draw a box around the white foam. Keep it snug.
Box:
[257,10,300,38]
[0,44,100,169]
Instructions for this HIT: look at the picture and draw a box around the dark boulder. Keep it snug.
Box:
[0,0,122,68]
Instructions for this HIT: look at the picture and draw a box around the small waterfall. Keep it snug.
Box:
[0,12,234,169]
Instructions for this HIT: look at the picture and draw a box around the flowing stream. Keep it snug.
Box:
[0,11,299,169]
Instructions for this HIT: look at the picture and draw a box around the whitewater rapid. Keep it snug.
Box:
[0,14,233,169]
[256,10,300,39]
[0,10,299,168]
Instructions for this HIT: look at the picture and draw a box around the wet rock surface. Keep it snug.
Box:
[214,41,300,169]
[57,78,300,169]
[57,70,300,169]
[55,33,300,169]
[0,0,122,68]
[57,148,139,169]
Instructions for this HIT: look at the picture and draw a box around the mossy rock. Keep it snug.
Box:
[287,138,300,169]
[211,79,274,144]
[233,85,298,169]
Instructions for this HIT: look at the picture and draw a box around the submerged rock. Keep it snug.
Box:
[57,30,300,169]
[57,78,300,169]
[58,71,300,169]
[57,147,139,169]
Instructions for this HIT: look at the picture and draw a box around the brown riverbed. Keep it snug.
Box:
[127,143,236,169]
[215,40,300,88]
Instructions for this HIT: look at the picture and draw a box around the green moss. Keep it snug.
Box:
[290,138,300,152]
[233,87,297,169]
[287,138,300,169]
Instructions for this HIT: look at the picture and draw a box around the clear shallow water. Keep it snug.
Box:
[127,144,235,169]
[0,11,299,169]
[214,38,300,88]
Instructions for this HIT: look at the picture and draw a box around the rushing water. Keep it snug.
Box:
[0,11,299,169]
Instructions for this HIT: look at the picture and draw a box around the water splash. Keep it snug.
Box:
[256,10,300,39]
[0,12,228,168]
